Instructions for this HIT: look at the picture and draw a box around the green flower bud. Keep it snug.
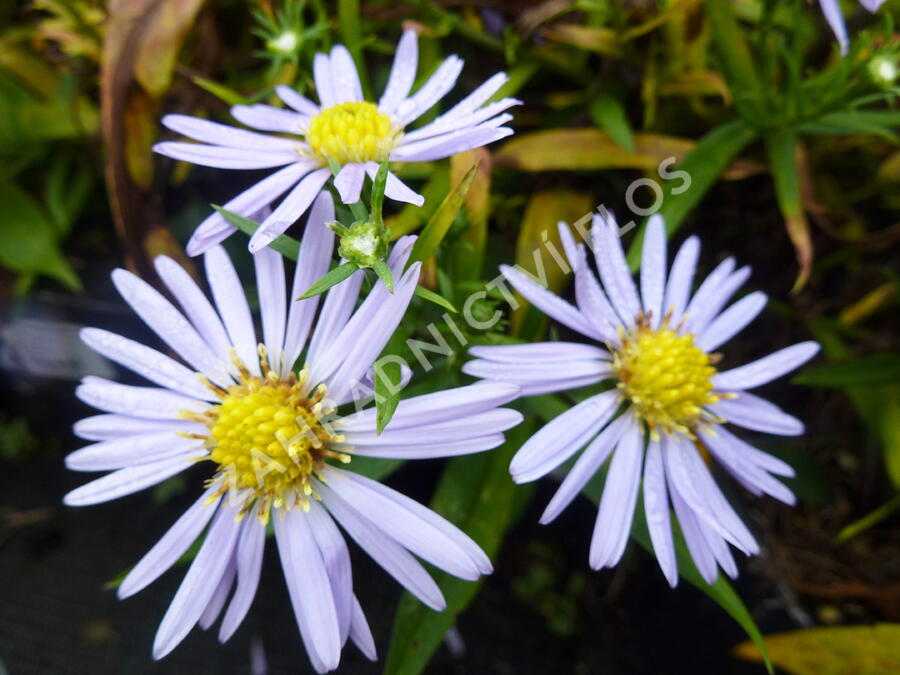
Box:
[267,31,301,57]
[337,221,389,268]
[867,55,898,88]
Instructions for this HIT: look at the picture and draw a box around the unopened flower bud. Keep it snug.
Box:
[337,221,389,268]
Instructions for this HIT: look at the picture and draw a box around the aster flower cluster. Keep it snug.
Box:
[61,22,824,675]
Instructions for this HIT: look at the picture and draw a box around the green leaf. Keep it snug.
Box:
[338,0,369,98]
[626,119,758,268]
[213,206,300,260]
[834,494,900,545]
[385,419,536,675]
[798,110,900,141]
[372,260,394,292]
[0,180,80,290]
[765,128,812,290]
[406,163,479,269]
[792,353,900,388]
[704,0,763,117]
[413,285,457,313]
[370,158,390,226]
[495,129,694,172]
[589,91,635,152]
[0,96,99,145]
[511,189,594,339]
[44,157,93,236]
[374,331,406,434]
[448,149,491,282]
[190,76,247,105]
[299,262,359,299]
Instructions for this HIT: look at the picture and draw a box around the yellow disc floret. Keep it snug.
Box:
[307,101,398,164]
[613,321,720,437]
[183,347,350,521]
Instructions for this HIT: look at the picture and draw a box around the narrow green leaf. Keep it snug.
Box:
[45,158,92,236]
[413,286,458,313]
[385,420,536,675]
[374,331,406,434]
[589,91,635,152]
[626,119,758,268]
[792,353,900,388]
[764,128,812,290]
[190,76,247,105]
[448,150,491,282]
[406,163,479,269]
[704,0,763,117]
[298,262,359,299]
[337,0,370,99]
[370,158,390,226]
[372,259,394,293]
[798,110,900,141]
[833,494,900,545]
[213,206,300,260]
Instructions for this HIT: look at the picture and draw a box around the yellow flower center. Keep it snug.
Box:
[613,323,720,437]
[307,101,398,164]
[183,348,349,521]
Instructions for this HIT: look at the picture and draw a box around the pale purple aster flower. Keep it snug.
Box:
[819,0,886,55]
[155,29,519,256]
[463,214,820,586]
[64,191,521,671]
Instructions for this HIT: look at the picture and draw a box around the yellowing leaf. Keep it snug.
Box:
[620,0,706,41]
[495,128,694,172]
[102,0,207,273]
[839,282,897,325]
[877,150,900,181]
[0,43,60,96]
[765,129,813,291]
[659,70,732,104]
[143,226,198,282]
[449,148,491,281]
[734,624,900,675]
[133,0,207,97]
[124,90,157,190]
[511,189,593,337]
[538,24,621,57]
